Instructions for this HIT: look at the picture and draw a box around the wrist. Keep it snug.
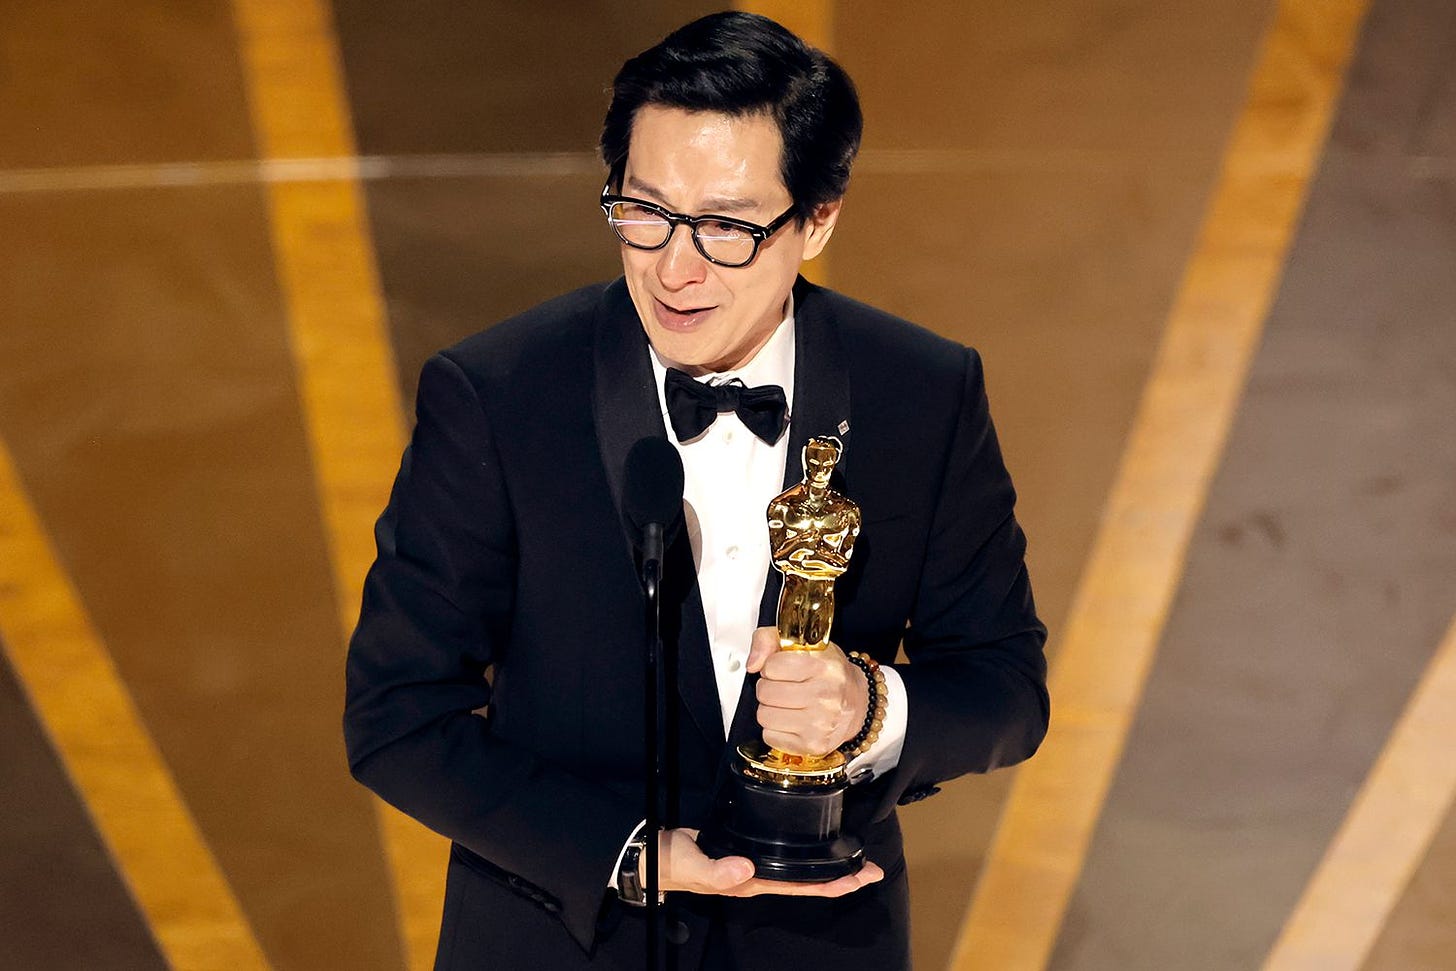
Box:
[616,829,663,907]
[839,656,871,747]
[839,652,886,758]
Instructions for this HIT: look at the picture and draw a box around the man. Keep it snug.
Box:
[344,12,1048,969]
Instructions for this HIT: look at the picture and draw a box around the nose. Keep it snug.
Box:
[655,223,708,290]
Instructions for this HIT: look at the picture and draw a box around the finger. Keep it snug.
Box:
[762,728,843,757]
[760,650,822,682]
[761,728,814,755]
[802,861,884,896]
[731,862,885,898]
[756,702,818,734]
[856,862,886,885]
[754,678,810,709]
[746,626,779,673]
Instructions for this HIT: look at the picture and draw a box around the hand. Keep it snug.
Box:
[746,626,868,756]
[652,828,884,897]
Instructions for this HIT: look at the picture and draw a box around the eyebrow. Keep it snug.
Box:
[624,176,763,215]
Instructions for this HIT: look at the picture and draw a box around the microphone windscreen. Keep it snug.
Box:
[623,436,685,550]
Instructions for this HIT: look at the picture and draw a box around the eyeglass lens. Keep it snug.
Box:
[606,202,757,265]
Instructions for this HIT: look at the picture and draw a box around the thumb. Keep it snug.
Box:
[667,829,752,891]
[705,855,755,889]
[746,626,780,673]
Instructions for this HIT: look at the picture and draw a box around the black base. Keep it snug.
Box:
[699,756,864,883]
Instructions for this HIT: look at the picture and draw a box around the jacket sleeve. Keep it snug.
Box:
[342,352,640,953]
[878,346,1050,813]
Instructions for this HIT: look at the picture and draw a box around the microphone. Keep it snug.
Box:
[623,436,685,579]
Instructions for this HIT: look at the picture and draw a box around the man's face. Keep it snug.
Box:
[617,105,839,375]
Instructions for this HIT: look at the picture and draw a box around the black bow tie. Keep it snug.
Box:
[664,367,788,445]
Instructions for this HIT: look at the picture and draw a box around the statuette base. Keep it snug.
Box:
[699,743,865,882]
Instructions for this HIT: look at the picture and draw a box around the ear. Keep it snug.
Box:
[800,199,843,262]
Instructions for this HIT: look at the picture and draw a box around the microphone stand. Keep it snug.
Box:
[642,521,665,971]
[625,435,684,971]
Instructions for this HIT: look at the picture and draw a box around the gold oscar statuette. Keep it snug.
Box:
[699,435,867,881]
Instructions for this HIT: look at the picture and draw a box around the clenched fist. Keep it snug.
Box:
[746,626,869,756]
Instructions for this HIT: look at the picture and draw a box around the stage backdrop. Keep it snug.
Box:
[0,1,1452,969]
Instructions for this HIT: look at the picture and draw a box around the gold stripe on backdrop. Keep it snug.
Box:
[229,2,441,969]
[734,0,832,287]
[1262,616,1456,971]
[0,443,272,970]
[0,154,605,194]
[951,1,1371,968]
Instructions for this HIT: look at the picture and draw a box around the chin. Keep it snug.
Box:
[652,334,721,370]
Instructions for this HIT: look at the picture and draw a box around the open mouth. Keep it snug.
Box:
[653,297,716,330]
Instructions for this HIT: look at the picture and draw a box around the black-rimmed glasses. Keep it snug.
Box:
[600,188,797,267]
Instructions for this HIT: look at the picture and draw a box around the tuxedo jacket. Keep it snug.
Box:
[343,277,1049,969]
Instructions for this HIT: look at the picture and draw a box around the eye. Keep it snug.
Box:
[695,220,751,241]
[612,202,663,222]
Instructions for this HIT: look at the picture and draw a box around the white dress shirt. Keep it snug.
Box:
[647,298,907,776]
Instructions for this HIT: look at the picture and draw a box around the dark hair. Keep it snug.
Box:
[600,12,863,221]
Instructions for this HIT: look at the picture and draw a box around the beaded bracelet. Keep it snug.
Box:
[839,651,887,759]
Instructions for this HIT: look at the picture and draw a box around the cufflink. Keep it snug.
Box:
[896,784,943,805]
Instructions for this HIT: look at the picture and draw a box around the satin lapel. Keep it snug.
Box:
[663,526,725,751]
[785,276,853,487]
[591,280,724,751]
[592,279,661,520]
[728,277,854,753]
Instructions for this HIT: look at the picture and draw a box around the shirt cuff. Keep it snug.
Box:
[607,820,648,889]
[846,663,907,781]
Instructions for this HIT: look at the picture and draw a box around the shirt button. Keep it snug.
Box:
[725,545,740,560]
[723,429,734,443]
[728,659,742,672]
